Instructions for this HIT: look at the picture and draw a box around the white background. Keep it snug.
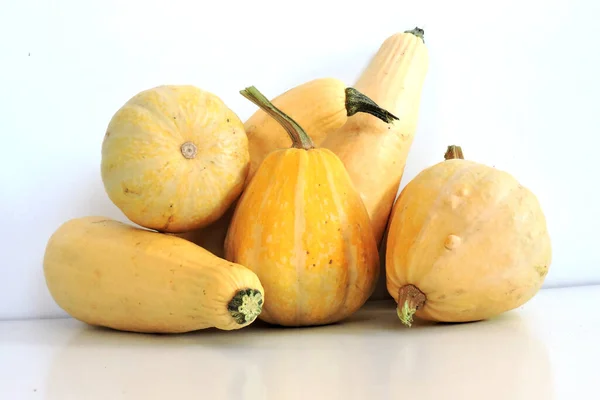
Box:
[1,0,598,320]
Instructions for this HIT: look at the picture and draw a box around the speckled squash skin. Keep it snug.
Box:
[101,85,249,233]
[43,216,264,333]
[225,147,380,326]
[224,86,382,327]
[386,147,552,324]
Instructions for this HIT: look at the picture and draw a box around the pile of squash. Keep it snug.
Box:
[43,27,551,333]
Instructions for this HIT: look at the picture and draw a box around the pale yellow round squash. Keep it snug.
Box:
[386,145,552,326]
[101,85,249,233]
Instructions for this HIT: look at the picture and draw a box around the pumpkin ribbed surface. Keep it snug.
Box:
[101,85,249,233]
[225,147,380,326]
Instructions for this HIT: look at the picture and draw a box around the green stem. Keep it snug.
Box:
[444,145,465,160]
[405,26,425,42]
[396,284,426,327]
[227,288,264,325]
[344,87,399,123]
[240,86,314,150]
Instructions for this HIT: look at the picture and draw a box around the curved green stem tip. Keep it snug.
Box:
[240,86,314,150]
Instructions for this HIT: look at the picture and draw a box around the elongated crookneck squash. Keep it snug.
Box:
[43,216,264,333]
[321,28,430,245]
[386,146,552,326]
[225,86,396,326]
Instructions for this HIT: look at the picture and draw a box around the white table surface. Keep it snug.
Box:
[1,285,598,400]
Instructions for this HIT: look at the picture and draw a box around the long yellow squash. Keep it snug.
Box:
[43,216,264,333]
[321,28,430,245]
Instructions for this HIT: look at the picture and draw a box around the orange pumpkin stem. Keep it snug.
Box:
[396,284,426,327]
[444,145,464,160]
[240,86,315,150]
[344,87,399,123]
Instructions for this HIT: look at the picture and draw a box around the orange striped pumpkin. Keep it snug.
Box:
[225,86,395,326]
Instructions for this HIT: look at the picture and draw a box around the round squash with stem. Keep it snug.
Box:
[225,86,396,326]
[101,85,249,233]
[386,145,552,326]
